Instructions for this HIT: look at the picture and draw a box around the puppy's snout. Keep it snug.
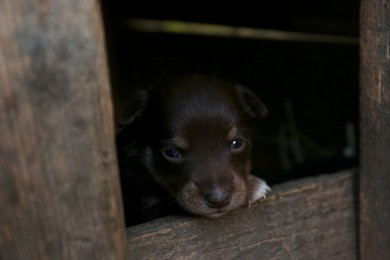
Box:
[204,187,231,209]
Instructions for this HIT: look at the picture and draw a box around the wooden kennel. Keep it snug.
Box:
[0,0,389,259]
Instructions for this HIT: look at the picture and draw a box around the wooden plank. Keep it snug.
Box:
[126,171,358,259]
[0,1,125,259]
[360,0,390,258]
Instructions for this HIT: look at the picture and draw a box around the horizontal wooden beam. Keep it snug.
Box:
[126,170,358,259]
[126,18,359,44]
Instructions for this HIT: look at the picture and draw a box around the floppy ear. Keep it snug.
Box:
[116,89,148,133]
[236,84,268,118]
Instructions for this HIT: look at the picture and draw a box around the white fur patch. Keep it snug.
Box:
[248,176,271,204]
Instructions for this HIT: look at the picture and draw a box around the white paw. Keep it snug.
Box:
[248,175,271,204]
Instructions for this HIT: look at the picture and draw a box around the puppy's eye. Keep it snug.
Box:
[163,148,182,160]
[230,139,245,150]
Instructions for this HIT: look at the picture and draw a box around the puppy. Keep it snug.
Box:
[116,75,270,226]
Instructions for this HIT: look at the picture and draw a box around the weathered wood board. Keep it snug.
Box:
[126,170,358,259]
[360,0,390,258]
[0,0,125,259]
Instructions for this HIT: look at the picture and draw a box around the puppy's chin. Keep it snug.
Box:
[176,200,240,218]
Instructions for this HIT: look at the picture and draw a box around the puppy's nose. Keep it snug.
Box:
[204,188,231,208]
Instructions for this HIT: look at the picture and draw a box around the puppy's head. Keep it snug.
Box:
[119,75,267,217]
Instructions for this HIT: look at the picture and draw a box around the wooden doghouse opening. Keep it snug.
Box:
[102,2,359,187]
[100,2,363,258]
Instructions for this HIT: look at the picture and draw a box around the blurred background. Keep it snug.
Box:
[102,1,359,184]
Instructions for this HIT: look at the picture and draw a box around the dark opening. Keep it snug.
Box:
[102,1,359,225]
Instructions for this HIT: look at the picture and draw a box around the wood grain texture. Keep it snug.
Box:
[127,171,358,259]
[360,0,390,258]
[0,0,125,259]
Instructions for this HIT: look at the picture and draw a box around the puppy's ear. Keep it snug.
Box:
[236,84,268,118]
[116,89,148,133]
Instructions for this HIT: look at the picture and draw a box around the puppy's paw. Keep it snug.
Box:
[248,175,271,204]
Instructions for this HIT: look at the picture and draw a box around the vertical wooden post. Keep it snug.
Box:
[0,0,125,259]
[360,0,390,258]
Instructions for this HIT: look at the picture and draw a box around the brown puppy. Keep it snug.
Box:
[116,75,270,226]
